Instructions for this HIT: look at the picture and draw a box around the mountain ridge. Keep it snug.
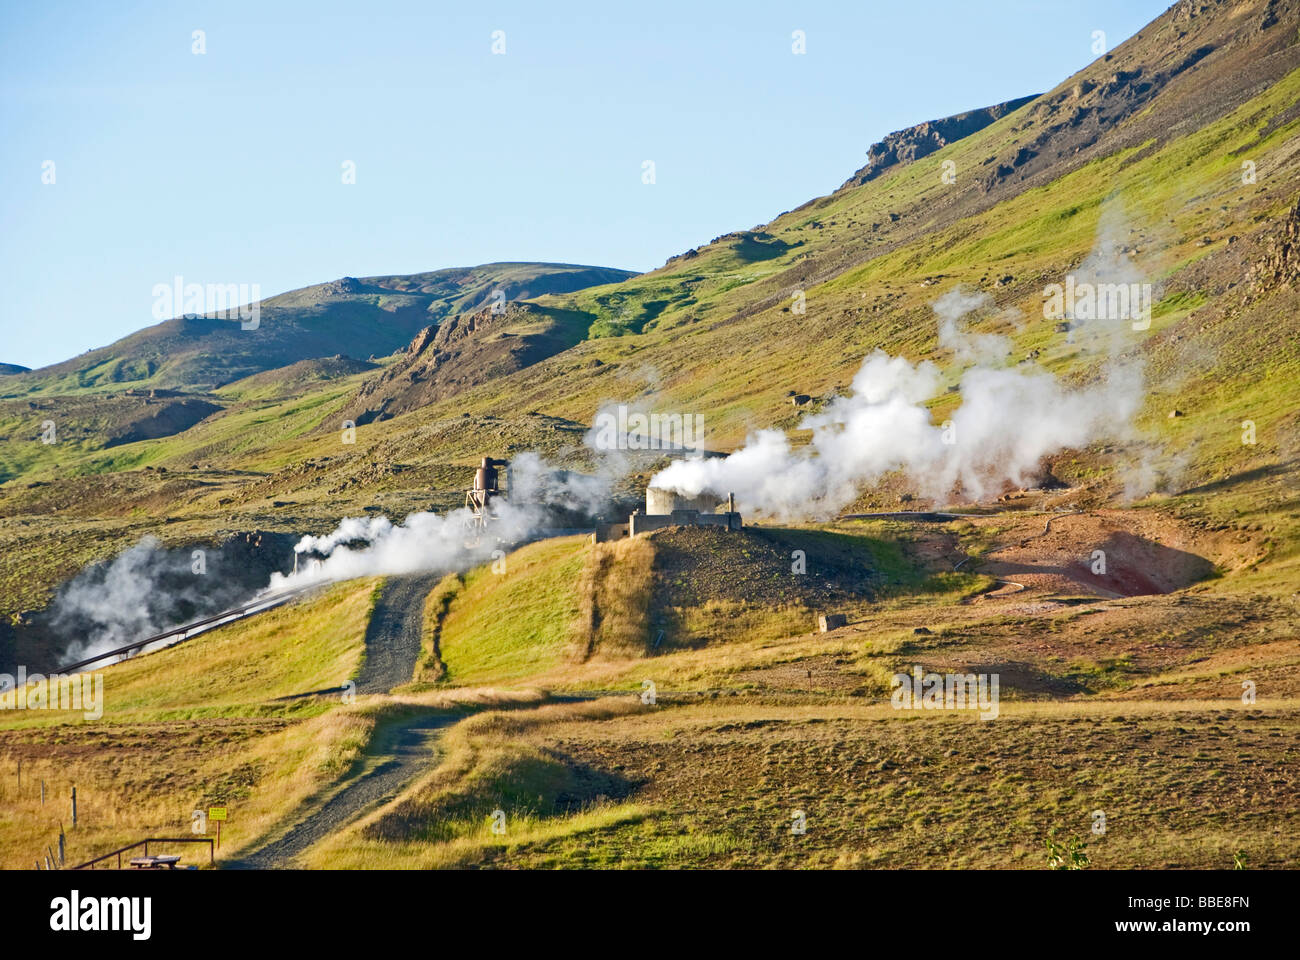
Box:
[2,262,636,397]
[842,93,1041,188]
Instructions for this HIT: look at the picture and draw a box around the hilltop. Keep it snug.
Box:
[1,262,635,398]
[842,94,1041,187]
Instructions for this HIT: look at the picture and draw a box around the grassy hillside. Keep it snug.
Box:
[0,579,381,868]
[296,506,1298,869]
[0,0,1298,872]
[306,698,1299,870]
[0,29,1284,528]
[435,536,588,686]
[415,523,979,694]
[7,502,1296,870]
[7,16,1281,540]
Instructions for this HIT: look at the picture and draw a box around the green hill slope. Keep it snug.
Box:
[2,0,1298,623]
[1,262,636,397]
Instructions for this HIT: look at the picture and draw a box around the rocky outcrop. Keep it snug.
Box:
[1249,196,1300,294]
[342,301,589,425]
[102,397,222,447]
[842,94,1039,187]
[322,276,363,296]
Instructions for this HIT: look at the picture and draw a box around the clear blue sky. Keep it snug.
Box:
[0,0,1170,370]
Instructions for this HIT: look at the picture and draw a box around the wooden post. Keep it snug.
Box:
[58,831,64,866]
[40,780,45,805]
[70,786,76,827]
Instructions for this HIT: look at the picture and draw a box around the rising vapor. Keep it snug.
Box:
[650,286,1148,518]
[268,453,613,590]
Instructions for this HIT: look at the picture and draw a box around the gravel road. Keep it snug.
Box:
[228,714,452,869]
[229,572,444,869]
[355,574,440,694]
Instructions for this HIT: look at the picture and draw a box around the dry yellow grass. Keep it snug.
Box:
[0,707,378,869]
[570,537,656,660]
[0,579,382,868]
[301,697,649,868]
[299,694,1300,869]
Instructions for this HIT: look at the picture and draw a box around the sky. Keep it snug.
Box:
[0,0,1171,370]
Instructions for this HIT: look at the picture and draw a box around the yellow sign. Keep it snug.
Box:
[208,807,227,821]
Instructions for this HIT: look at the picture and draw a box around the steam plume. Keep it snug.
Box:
[268,454,612,590]
[650,291,1147,518]
[50,536,257,663]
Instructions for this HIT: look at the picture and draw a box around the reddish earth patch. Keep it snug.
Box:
[973,511,1223,599]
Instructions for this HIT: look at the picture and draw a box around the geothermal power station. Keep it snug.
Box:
[594,487,741,542]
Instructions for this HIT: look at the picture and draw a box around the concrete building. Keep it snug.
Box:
[645,486,722,516]
[593,487,741,542]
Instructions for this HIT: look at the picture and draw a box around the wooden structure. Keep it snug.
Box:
[70,837,214,870]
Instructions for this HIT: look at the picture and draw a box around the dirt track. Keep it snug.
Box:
[228,713,452,869]
[232,573,444,868]
[355,574,439,694]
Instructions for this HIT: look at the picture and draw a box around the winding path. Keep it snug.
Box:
[228,714,453,869]
[230,573,443,869]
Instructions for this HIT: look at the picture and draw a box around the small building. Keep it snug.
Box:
[645,486,722,516]
[593,488,742,542]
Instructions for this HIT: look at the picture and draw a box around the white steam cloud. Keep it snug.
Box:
[51,538,170,661]
[50,536,254,664]
[269,454,611,590]
[934,287,1011,364]
[41,458,614,665]
[650,286,1148,518]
